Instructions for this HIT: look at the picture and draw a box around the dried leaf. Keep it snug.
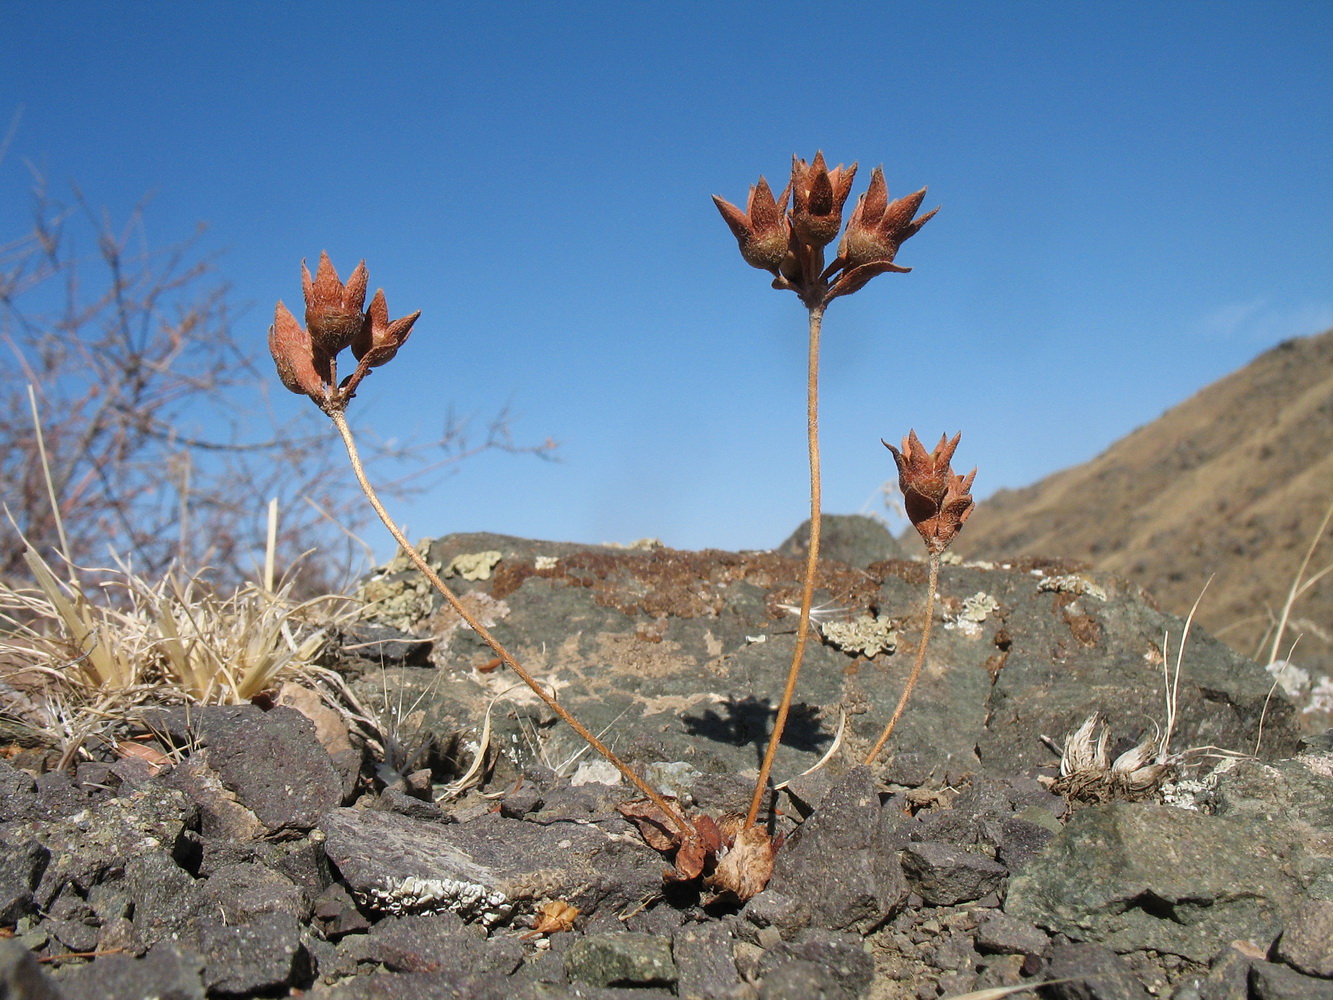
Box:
[706,822,777,902]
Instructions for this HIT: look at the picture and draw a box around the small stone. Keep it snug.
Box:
[673,922,743,999]
[565,932,677,988]
[0,839,48,923]
[899,841,1006,905]
[0,939,63,1000]
[973,911,1049,957]
[1276,900,1333,978]
[1250,960,1333,1000]
[1045,943,1150,1000]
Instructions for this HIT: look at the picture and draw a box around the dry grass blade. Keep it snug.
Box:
[19,546,139,690]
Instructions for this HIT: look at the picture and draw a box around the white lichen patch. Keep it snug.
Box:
[570,760,622,786]
[1037,575,1108,601]
[362,875,514,928]
[354,539,444,630]
[445,550,503,581]
[820,615,899,657]
[945,592,1000,637]
[534,555,558,570]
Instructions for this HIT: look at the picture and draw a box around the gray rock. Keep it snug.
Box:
[984,814,1057,872]
[768,767,907,933]
[332,912,520,979]
[1277,899,1333,978]
[0,837,48,923]
[320,806,663,925]
[899,842,1006,906]
[756,929,873,1000]
[32,772,87,820]
[1007,803,1296,962]
[565,932,676,988]
[673,921,743,999]
[0,939,63,1000]
[973,910,1049,956]
[741,891,813,941]
[200,862,307,923]
[334,621,434,671]
[1250,960,1333,999]
[53,942,204,1000]
[125,851,209,949]
[197,911,308,995]
[1045,942,1150,999]
[0,762,38,822]
[757,960,840,1000]
[147,704,342,834]
[777,514,905,567]
[6,785,196,910]
[1170,945,1256,1000]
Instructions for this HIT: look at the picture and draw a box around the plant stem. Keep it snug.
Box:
[329,410,690,835]
[746,303,823,828]
[864,551,939,764]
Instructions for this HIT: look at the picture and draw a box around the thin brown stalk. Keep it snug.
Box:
[746,303,823,828]
[328,410,690,836]
[864,551,940,764]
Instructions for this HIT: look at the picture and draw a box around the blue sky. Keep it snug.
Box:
[3,2,1331,558]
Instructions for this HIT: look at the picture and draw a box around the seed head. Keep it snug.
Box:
[268,300,331,402]
[789,151,857,249]
[884,430,976,554]
[352,289,420,369]
[302,251,369,354]
[711,176,792,274]
[825,166,938,301]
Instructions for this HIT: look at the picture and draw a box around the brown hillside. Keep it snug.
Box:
[954,327,1333,691]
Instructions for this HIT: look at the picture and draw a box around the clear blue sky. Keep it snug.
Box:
[4,2,1331,557]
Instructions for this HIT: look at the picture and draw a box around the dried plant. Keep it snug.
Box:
[267,253,692,840]
[864,430,975,763]
[714,154,937,824]
[0,172,554,595]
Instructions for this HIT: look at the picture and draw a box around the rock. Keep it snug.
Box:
[899,842,1006,906]
[53,942,204,1000]
[756,928,874,1000]
[332,912,520,979]
[0,762,39,822]
[196,911,308,995]
[673,921,743,999]
[32,771,87,820]
[777,514,905,567]
[757,960,840,1000]
[1044,942,1151,999]
[1276,899,1333,978]
[973,910,1049,957]
[6,785,196,911]
[565,932,676,988]
[199,862,307,923]
[125,851,209,950]
[767,767,907,932]
[1007,802,1295,962]
[146,704,342,834]
[1250,961,1333,1000]
[331,621,434,671]
[741,891,813,941]
[0,838,48,923]
[0,939,63,1000]
[319,806,663,926]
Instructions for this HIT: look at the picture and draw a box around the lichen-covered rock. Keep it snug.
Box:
[319,806,663,927]
[565,932,676,988]
[1007,802,1297,961]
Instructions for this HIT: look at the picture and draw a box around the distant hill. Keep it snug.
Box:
[953,328,1333,711]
